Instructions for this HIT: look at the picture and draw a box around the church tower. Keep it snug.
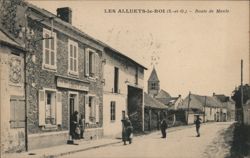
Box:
[148,67,160,97]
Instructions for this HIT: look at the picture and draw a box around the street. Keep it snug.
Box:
[62,122,234,158]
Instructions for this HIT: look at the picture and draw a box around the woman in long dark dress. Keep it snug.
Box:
[122,116,133,145]
[70,111,79,139]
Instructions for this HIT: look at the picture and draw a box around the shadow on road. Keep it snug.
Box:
[225,123,250,158]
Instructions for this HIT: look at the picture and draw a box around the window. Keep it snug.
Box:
[43,28,57,70]
[85,48,99,78]
[85,96,99,124]
[38,90,62,127]
[10,96,25,128]
[151,83,156,90]
[89,97,94,122]
[45,92,56,125]
[135,67,138,85]
[68,40,78,75]
[114,67,119,93]
[110,101,116,121]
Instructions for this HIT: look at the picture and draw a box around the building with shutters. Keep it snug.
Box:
[20,3,105,150]
[102,47,147,137]
[0,29,26,154]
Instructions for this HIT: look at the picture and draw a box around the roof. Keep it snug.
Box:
[178,94,222,110]
[0,29,24,50]
[104,47,147,70]
[214,94,230,102]
[26,2,147,70]
[148,67,159,82]
[144,92,167,109]
[155,89,171,99]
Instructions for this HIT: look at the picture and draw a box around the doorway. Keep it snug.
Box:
[127,86,143,132]
[69,92,78,134]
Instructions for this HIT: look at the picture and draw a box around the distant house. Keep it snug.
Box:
[213,93,235,122]
[178,93,227,124]
[155,92,183,125]
[154,90,171,104]
[144,92,167,131]
[147,68,184,126]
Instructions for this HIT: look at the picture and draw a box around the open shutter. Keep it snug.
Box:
[85,48,89,76]
[95,53,99,78]
[56,92,62,125]
[39,90,45,126]
[96,97,99,123]
[85,95,89,123]
[92,97,96,120]
[91,52,95,75]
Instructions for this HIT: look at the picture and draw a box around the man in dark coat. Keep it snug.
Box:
[194,115,202,137]
[70,111,79,139]
[160,119,168,138]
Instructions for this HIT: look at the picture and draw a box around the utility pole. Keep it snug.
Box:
[186,91,191,125]
[241,59,244,125]
[203,96,207,123]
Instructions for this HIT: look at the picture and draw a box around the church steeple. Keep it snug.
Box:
[148,67,160,97]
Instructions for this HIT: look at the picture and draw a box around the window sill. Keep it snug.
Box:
[43,64,57,72]
[68,71,79,77]
[88,77,97,82]
[41,124,58,131]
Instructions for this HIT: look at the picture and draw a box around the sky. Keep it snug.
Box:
[28,0,249,97]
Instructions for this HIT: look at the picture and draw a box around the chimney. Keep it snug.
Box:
[57,7,72,24]
[178,94,181,98]
[213,92,215,96]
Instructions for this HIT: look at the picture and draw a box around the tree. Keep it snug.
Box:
[232,84,250,108]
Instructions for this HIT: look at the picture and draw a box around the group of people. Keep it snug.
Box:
[70,111,85,140]
[160,115,202,139]
[70,111,202,144]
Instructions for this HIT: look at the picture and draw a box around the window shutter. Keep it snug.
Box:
[39,90,45,126]
[85,48,89,76]
[95,53,99,78]
[96,97,99,123]
[85,95,89,123]
[91,52,95,75]
[56,92,62,125]
[92,97,96,119]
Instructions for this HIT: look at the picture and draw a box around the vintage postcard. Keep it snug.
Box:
[0,0,249,158]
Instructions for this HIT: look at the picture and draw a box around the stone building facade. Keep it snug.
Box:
[22,4,105,150]
[102,47,146,137]
[0,29,26,154]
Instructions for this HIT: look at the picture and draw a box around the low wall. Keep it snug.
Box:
[28,128,103,150]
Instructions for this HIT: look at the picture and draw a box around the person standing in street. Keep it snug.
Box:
[160,119,168,139]
[70,111,79,140]
[121,116,133,145]
[194,115,202,137]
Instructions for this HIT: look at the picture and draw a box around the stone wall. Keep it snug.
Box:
[22,7,104,150]
[0,45,25,153]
